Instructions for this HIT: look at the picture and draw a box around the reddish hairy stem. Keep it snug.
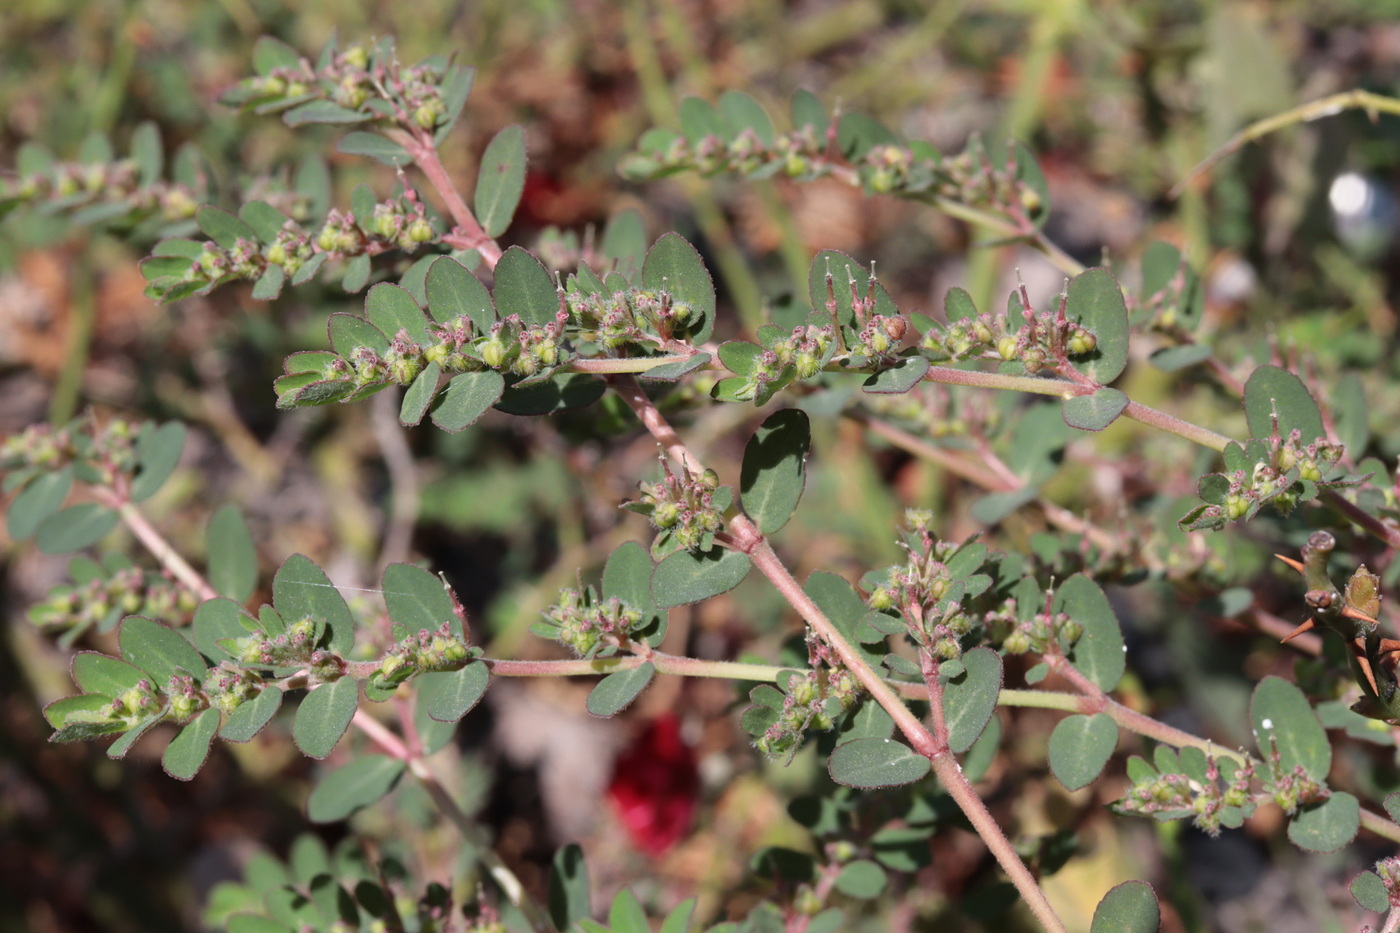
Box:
[387,127,504,269]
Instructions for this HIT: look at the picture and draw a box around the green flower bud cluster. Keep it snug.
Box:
[853,314,908,360]
[632,461,725,552]
[565,286,696,350]
[1,423,76,471]
[373,621,472,689]
[29,566,197,635]
[476,311,571,377]
[1115,756,1257,838]
[1373,857,1400,907]
[1271,430,1344,483]
[205,665,266,715]
[224,42,451,133]
[0,155,205,226]
[920,312,997,361]
[755,668,859,761]
[997,609,1079,657]
[1267,762,1330,815]
[623,124,829,182]
[165,673,207,722]
[864,144,914,194]
[993,302,1098,375]
[768,324,835,380]
[224,617,341,675]
[538,586,647,658]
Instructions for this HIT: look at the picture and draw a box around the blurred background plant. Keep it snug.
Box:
[7,1,1400,931]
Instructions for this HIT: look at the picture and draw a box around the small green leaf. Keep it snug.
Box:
[107,715,162,758]
[1065,268,1130,384]
[44,694,114,729]
[430,370,505,432]
[493,372,604,415]
[942,647,1003,753]
[273,554,356,655]
[548,844,590,931]
[365,283,431,343]
[1048,713,1118,791]
[240,201,289,242]
[1140,241,1203,331]
[1148,345,1212,372]
[838,699,895,744]
[221,687,282,742]
[474,124,527,238]
[253,35,301,74]
[1350,871,1389,912]
[341,254,372,293]
[35,503,119,554]
[586,663,655,717]
[834,860,888,899]
[651,547,752,608]
[419,662,489,722]
[284,100,372,126]
[130,422,186,502]
[1250,675,1330,782]
[790,89,828,138]
[602,541,658,615]
[336,132,411,166]
[718,90,775,145]
[493,247,558,326]
[120,616,206,683]
[1243,365,1325,441]
[678,96,725,145]
[837,112,896,160]
[659,898,697,933]
[51,719,129,743]
[962,716,1002,782]
[863,356,930,394]
[434,64,475,143]
[72,651,145,696]
[197,206,257,249]
[807,250,897,330]
[293,677,360,759]
[1288,792,1359,853]
[945,286,978,322]
[740,409,810,535]
[251,264,284,300]
[193,598,251,664]
[7,466,73,540]
[643,233,717,344]
[162,708,220,780]
[129,121,163,186]
[208,504,258,603]
[328,312,389,357]
[600,209,647,275]
[307,754,407,823]
[1384,791,1400,824]
[828,737,930,788]
[638,351,711,382]
[1052,574,1126,691]
[383,563,461,638]
[1089,881,1160,933]
[1062,388,1129,432]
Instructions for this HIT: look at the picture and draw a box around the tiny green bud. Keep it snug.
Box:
[1066,328,1097,356]
[407,218,434,243]
[997,335,1019,360]
[1225,493,1250,521]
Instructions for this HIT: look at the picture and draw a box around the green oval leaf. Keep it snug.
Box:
[943,646,1003,753]
[1052,574,1125,691]
[602,541,658,615]
[293,677,360,759]
[1048,713,1118,791]
[586,663,655,718]
[193,597,251,663]
[307,754,407,823]
[35,503,119,554]
[790,89,828,138]
[1090,880,1160,933]
[828,737,930,789]
[162,708,220,780]
[430,370,505,432]
[419,661,490,722]
[7,466,73,540]
[833,860,888,900]
[863,356,930,395]
[493,372,604,415]
[336,131,411,166]
[807,250,897,330]
[1350,870,1389,912]
[383,563,461,638]
[493,246,558,326]
[1385,791,1400,824]
[719,90,775,145]
[1062,387,1129,432]
[400,360,441,426]
[1250,675,1330,781]
[208,504,258,603]
[284,100,372,126]
[1243,365,1325,441]
[119,616,206,684]
[72,651,145,696]
[474,124,527,238]
[273,554,355,655]
[197,205,257,249]
[548,844,591,931]
[651,547,752,609]
[328,312,389,357]
[1064,268,1129,384]
[365,283,431,344]
[131,422,187,501]
[1288,791,1359,853]
[44,694,114,729]
[643,233,717,345]
[740,409,810,535]
[220,687,282,743]
[240,200,290,242]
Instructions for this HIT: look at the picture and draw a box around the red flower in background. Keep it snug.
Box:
[606,713,700,855]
